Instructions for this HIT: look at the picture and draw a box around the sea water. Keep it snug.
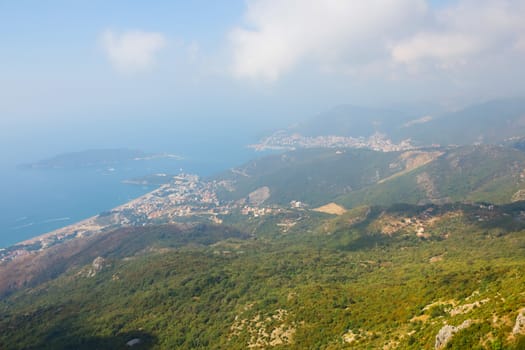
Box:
[0,149,255,248]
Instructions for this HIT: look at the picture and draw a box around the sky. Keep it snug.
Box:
[1,0,525,160]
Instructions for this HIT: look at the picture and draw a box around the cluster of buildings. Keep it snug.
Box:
[249,131,414,152]
[0,174,283,262]
[240,206,275,217]
[116,174,224,223]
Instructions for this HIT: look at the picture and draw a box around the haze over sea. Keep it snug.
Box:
[0,120,262,248]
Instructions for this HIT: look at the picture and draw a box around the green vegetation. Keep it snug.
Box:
[402,98,525,146]
[213,144,525,211]
[2,203,525,349]
[216,148,402,207]
[6,137,525,349]
[338,145,525,208]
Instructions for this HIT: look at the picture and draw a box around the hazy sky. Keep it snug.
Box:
[1,0,525,158]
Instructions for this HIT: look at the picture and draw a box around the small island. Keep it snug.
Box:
[18,149,183,169]
[122,173,176,186]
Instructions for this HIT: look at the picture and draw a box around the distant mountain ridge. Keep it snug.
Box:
[252,98,525,151]
[402,98,525,146]
[290,104,414,140]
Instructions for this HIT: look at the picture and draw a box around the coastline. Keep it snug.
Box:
[1,172,218,263]
[15,187,160,247]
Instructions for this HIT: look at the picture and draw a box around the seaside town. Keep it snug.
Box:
[0,133,438,264]
[0,173,292,263]
[249,131,414,152]
[0,130,423,263]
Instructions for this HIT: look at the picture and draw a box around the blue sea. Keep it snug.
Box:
[0,111,288,248]
[0,146,258,248]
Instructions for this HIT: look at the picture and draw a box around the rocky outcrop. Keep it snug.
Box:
[449,299,489,316]
[126,338,141,347]
[511,189,525,202]
[87,256,107,277]
[230,308,295,348]
[513,309,525,335]
[435,320,471,349]
[248,186,271,205]
[417,172,439,201]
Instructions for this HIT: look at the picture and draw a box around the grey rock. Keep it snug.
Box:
[435,320,471,349]
[513,310,525,335]
[126,338,141,347]
[87,256,106,277]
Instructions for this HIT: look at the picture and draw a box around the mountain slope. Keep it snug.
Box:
[337,146,525,207]
[1,202,525,349]
[403,98,525,146]
[337,145,525,208]
[0,223,248,297]
[257,98,525,150]
[290,104,413,141]
[215,148,403,207]
[216,148,453,207]
[217,145,525,210]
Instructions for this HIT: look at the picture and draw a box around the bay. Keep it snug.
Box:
[0,149,255,248]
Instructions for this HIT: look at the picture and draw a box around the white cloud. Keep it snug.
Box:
[100,30,167,74]
[391,0,525,66]
[229,0,525,81]
[229,0,427,81]
[391,33,483,64]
